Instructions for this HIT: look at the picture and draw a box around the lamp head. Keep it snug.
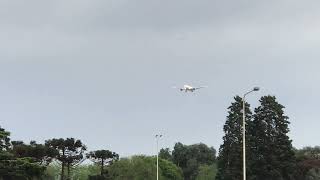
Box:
[253,87,260,91]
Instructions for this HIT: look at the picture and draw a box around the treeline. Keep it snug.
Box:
[159,143,217,180]
[1,95,320,180]
[51,142,217,180]
[216,95,320,180]
[0,131,120,180]
[0,126,216,180]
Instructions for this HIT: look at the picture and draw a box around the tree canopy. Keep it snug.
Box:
[106,155,183,180]
[0,126,46,180]
[170,142,216,180]
[196,164,218,180]
[45,138,87,180]
[11,140,58,166]
[87,149,119,176]
[216,96,252,180]
[248,96,296,180]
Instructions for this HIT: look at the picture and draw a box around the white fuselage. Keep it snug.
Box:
[180,85,196,92]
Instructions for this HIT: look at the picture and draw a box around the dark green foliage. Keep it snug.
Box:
[0,157,46,179]
[296,146,320,160]
[0,126,46,180]
[87,149,119,175]
[159,158,184,180]
[294,146,320,180]
[107,155,183,180]
[107,156,157,180]
[11,140,58,166]
[216,96,252,180]
[45,138,87,180]
[248,96,296,180]
[159,148,173,161]
[172,142,216,180]
[45,164,101,180]
[172,142,188,168]
[0,127,10,151]
[196,164,217,180]
[88,175,108,180]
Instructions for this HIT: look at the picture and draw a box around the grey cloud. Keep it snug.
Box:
[1,0,320,156]
[2,0,320,30]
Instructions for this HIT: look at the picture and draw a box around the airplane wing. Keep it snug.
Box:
[195,86,207,90]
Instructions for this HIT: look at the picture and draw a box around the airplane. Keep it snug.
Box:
[173,84,207,92]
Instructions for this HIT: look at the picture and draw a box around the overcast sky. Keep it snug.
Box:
[1,0,320,156]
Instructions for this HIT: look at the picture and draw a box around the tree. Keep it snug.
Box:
[248,96,296,180]
[294,146,320,180]
[0,126,12,161]
[107,155,158,180]
[159,148,172,161]
[45,163,101,180]
[172,142,188,169]
[107,155,183,180]
[45,138,86,180]
[158,158,183,180]
[196,164,217,180]
[172,142,216,180]
[0,126,13,178]
[11,140,58,166]
[0,126,46,180]
[0,127,10,151]
[216,96,252,180]
[296,146,320,160]
[72,165,100,180]
[87,150,119,175]
[0,157,46,179]
[305,168,320,180]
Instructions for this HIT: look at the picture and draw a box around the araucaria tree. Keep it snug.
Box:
[86,149,119,175]
[45,138,87,180]
[216,96,252,180]
[0,126,46,179]
[11,140,58,166]
[248,96,295,180]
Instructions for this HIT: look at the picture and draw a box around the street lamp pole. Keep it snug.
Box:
[155,134,162,180]
[242,87,259,180]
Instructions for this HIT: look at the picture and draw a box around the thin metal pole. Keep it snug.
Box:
[157,136,159,180]
[242,87,259,180]
[242,96,246,180]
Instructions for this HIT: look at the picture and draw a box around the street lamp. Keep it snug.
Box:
[242,87,259,180]
[155,134,163,180]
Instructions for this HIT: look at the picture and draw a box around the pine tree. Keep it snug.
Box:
[0,126,10,151]
[248,96,296,180]
[216,96,252,180]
